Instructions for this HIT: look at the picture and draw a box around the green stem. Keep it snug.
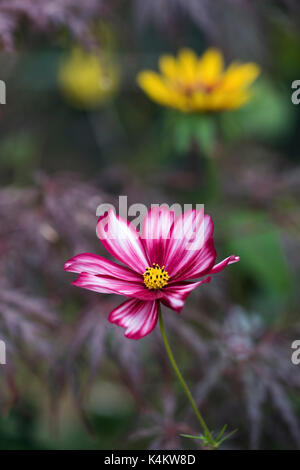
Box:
[158,306,215,446]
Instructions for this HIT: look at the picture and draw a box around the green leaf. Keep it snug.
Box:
[168,111,217,155]
[173,114,194,153]
[180,426,238,448]
[221,79,294,142]
[217,429,238,446]
[180,433,204,440]
[227,211,292,298]
[193,116,216,155]
[215,424,227,441]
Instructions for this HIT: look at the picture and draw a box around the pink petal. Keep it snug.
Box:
[72,272,162,301]
[96,209,150,274]
[208,255,240,274]
[109,299,159,339]
[64,253,142,282]
[164,211,214,278]
[141,206,175,265]
[172,237,217,281]
[161,277,211,313]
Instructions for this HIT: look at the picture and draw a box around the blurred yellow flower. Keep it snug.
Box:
[137,48,260,113]
[58,47,120,109]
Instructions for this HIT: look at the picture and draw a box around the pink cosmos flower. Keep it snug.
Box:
[64,207,239,340]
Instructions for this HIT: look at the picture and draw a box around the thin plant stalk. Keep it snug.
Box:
[158,306,217,448]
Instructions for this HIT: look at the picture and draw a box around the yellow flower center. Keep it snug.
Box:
[179,81,217,96]
[143,263,169,290]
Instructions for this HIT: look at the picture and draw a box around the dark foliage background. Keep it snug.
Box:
[0,0,299,450]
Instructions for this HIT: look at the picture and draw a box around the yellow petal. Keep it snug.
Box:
[222,62,260,91]
[226,91,251,109]
[208,88,251,110]
[159,54,178,81]
[177,48,198,83]
[137,71,173,106]
[197,48,224,85]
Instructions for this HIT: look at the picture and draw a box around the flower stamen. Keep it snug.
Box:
[143,263,169,290]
